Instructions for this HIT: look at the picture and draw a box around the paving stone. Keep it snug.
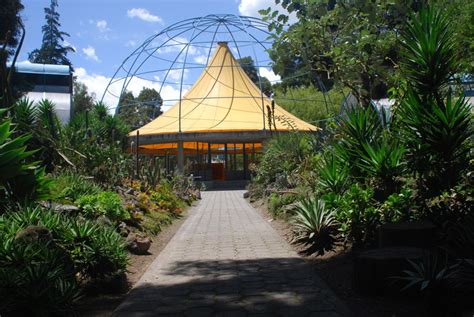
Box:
[113,190,349,316]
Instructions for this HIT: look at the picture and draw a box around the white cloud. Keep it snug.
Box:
[193,55,208,64]
[259,67,281,83]
[127,8,163,23]
[96,20,109,32]
[75,67,183,113]
[82,46,100,62]
[126,40,137,47]
[238,0,297,24]
[167,69,189,81]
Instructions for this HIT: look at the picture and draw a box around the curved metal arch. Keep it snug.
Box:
[102,14,336,121]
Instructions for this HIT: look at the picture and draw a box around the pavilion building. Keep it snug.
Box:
[130,42,317,181]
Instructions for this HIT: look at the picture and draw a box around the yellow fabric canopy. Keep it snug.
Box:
[130,42,317,136]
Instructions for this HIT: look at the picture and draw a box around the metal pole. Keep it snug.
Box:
[243,142,247,179]
[136,130,140,180]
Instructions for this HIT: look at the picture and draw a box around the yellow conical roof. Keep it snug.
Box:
[131,42,317,136]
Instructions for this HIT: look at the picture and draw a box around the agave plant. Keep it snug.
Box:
[0,112,49,209]
[291,197,338,255]
[397,6,472,193]
[335,106,383,177]
[356,136,406,198]
[316,152,351,195]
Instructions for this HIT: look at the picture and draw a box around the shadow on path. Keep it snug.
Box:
[114,257,349,316]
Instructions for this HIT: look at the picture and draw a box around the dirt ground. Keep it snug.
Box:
[252,199,426,317]
[76,209,190,317]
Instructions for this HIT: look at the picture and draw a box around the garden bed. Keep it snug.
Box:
[253,199,425,317]
[77,207,191,316]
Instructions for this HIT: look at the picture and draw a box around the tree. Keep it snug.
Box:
[116,87,163,129]
[0,0,25,107]
[237,56,272,96]
[260,0,423,105]
[28,0,74,66]
[0,0,24,59]
[136,87,163,122]
[72,81,94,115]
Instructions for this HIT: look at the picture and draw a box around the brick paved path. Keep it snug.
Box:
[114,190,350,316]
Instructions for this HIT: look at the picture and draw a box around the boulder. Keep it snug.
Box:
[126,234,151,255]
[378,221,437,248]
[354,246,429,295]
[15,226,53,243]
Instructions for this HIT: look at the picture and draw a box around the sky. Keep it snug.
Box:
[19,0,290,111]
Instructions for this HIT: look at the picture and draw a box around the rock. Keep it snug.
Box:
[378,221,437,248]
[353,246,429,295]
[126,234,151,255]
[15,226,53,243]
[118,221,130,237]
[243,191,250,198]
[49,203,80,213]
[97,215,113,227]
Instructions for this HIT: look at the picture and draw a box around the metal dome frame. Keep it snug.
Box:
[101,14,334,121]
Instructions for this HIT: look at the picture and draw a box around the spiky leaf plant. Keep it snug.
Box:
[292,197,338,255]
[397,6,472,193]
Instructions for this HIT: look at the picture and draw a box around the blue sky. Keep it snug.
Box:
[19,0,286,110]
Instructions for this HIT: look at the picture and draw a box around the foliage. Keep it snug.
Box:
[268,192,298,218]
[336,183,379,246]
[273,84,345,122]
[28,0,74,66]
[260,0,419,104]
[116,87,163,130]
[379,187,414,223]
[0,239,81,316]
[10,98,65,171]
[397,6,472,195]
[292,197,338,255]
[316,152,350,195]
[49,171,102,202]
[0,112,50,209]
[251,133,317,192]
[335,106,382,175]
[72,81,95,116]
[75,191,129,222]
[0,0,24,58]
[0,207,128,280]
[62,102,132,186]
[150,184,183,215]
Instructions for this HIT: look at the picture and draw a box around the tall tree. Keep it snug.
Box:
[0,0,24,59]
[237,56,272,96]
[28,0,74,66]
[260,0,424,105]
[0,0,25,107]
[72,81,95,116]
[116,87,163,129]
[136,87,163,122]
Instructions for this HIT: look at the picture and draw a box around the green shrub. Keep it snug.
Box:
[150,185,183,214]
[0,112,50,210]
[75,191,129,221]
[397,5,472,195]
[50,171,101,202]
[268,192,298,217]
[380,187,414,222]
[0,239,81,316]
[316,152,351,195]
[61,219,128,279]
[291,197,338,255]
[336,183,380,246]
[0,207,128,281]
